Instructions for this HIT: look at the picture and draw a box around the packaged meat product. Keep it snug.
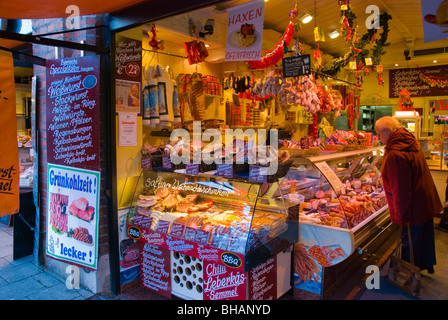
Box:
[227,220,250,253]
[209,223,230,250]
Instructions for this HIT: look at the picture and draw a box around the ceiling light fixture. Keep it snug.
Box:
[329,30,340,39]
[299,13,313,24]
[433,60,438,63]
[395,63,399,66]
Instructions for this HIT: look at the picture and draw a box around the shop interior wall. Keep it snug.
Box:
[115,14,448,208]
[115,26,223,208]
[359,69,448,135]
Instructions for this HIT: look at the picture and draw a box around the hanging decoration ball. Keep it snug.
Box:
[289,8,299,19]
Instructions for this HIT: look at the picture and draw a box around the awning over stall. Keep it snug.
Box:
[0,0,148,19]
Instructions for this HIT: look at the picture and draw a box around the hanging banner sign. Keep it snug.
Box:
[225,0,265,61]
[46,55,100,170]
[0,51,19,218]
[421,0,448,43]
[46,163,100,270]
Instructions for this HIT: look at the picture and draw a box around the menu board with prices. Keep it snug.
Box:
[389,65,448,98]
[140,242,171,298]
[46,56,100,170]
[282,55,311,78]
[248,256,277,300]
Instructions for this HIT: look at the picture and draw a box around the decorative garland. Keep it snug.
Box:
[320,7,391,76]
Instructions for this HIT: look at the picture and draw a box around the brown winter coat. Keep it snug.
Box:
[381,128,442,226]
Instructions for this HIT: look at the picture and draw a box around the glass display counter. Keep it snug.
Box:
[421,139,448,171]
[393,111,421,139]
[125,168,298,300]
[267,147,391,298]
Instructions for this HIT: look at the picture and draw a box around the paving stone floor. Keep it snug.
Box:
[0,223,94,300]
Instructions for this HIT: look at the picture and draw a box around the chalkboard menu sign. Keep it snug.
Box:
[282,55,311,78]
[389,65,448,98]
[248,256,276,300]
[140,242,171,298]
[46,56,100,170]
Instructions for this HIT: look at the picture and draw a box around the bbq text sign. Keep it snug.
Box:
[46,163,100,270]
[46,56,100,169]
[0,51,19,217]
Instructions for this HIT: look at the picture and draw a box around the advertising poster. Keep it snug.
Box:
[46,163,100,270]
[421,0,448,43]
[0,51,19,218]
[225,0,264,61]
[46,55,100,170]
[118,208,140,285]
[294,224,352,295]
[115,36,142,114]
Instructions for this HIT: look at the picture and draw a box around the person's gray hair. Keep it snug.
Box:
[375,116,401,133]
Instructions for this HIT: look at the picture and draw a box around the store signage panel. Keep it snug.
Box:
[282,55,311,78]
[389,65,448,98]
[45,56,100,170]
[46,163,100,270]
[248,256,277,300]
[225,0,265,62]
[115,36,142,114]
[140,242,171,298]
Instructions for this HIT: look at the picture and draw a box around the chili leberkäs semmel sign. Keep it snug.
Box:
[46,56,100,170]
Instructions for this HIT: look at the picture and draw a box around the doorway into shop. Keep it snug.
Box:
[0,65,37,263]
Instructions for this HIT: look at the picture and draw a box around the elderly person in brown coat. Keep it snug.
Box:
[375,116,442,273]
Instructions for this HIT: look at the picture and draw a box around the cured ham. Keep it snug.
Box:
[69,197,95,222]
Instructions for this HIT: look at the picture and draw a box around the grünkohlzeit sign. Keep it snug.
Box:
[46,56,100,170]
[46,163,100,270]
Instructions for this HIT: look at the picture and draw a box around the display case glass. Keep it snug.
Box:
[126,168,297,271]
[270,147,387,233]
[266,147,389,297]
